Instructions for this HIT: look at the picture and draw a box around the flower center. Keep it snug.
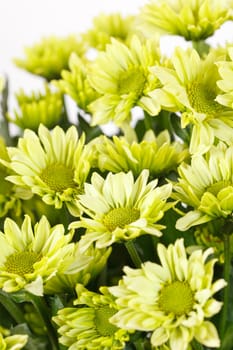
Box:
[206,180,232,196]
[40,163,76,192]
[186,82,223,114]
[118,68,146,95]
[4,251,41,276]
[103,207,140,232]
[158,281,194,316]
[94,306,118,336]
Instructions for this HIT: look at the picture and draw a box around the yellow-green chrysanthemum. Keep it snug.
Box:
[53,53,100,113]
[109,238,226,350]
[173,142,233,231]
[3,124,92,216]
[14,35,87,81]
[0,327,28,350]
[53,283,132,350]
[0,215,74,295]
[216,46,233,108]
[88,35,162,126]
[94,129,189,178]
[44,243,111,294]
[82,13,136,51]
[151,47,233,154]
[137,0,232,41]
[0,137,32,219]
[70,170,173,250]
[7,85,64,131]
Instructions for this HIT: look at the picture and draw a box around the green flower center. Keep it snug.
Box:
[187,82,223,114]
[94,306,118,336]
[4,251,41,276]
[40,163,76,192]
[158,281,194,316]
[103,207,140,232]
[206,180,232,196]
[118,68,146,96]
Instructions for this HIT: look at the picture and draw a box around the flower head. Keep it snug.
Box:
[53,284,132,350]
[138,0,232,41]
[109,239,226,350]
[0,215,73,295]
[88,35,162,126]
[173,142,233,230]
[151,47,233,154]
[0,327,28,350]
[14,35,87,80]
[70,169,173,250]
[4,125,92,216]
[53,53,100,113]
[83,12,136,51]
[94,129,189,178]
[7,84,63,131]
[216,46,233,108]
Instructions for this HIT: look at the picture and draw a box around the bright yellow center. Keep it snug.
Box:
[4,251,41,276]
[103,207,140,232]
[118,67,146,96]
[40,163,75,192]
[158,281,194,316]
[187,82,223,114]
[95,307,118,336]
[206,180,232,196]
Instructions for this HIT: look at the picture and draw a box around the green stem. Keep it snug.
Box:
[219,233,231,339]
[125,240,142,268]
[0,290,25,324]
[29,294,59,350]
[191,339,204,350]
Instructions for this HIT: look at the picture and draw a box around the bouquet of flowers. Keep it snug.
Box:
[1,0,233,349]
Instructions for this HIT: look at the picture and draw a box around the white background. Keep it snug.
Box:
[1,0,233,111]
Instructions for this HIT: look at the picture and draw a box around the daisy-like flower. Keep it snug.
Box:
[173,142,233,231]
[7,84,63,131]
[94,129,189,178]
[70,169,173,250]
[0,215,74,295]
[82,13,136,51]
[53,53,100,113]
[3,124,92,216]
[0,327,28,350]
[151,47,233,154]
[53,283,132,350]
[137,0,232,41]
[14,35,87,81]
[109,238,226,350]
[216,45,233,108]
[44,243,111,294]
[88,35,162,126]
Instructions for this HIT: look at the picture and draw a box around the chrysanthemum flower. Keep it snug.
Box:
[14,35,87,81]
[151,47,233,154]
[7,84,63,131]
[173,142,233,230]
[109,239,226,350]
[53,53,100,113]
[0,215,74,295]
[82,13,136,51]
[53,283,132,350]
[216,46,233,108]
[0,327,28,350]
[137,0,232,41]
[3,124,92,216]
[88,35,162,126]
[44,243,111,294]
[70,170,173,250]
[94,129,189,178]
